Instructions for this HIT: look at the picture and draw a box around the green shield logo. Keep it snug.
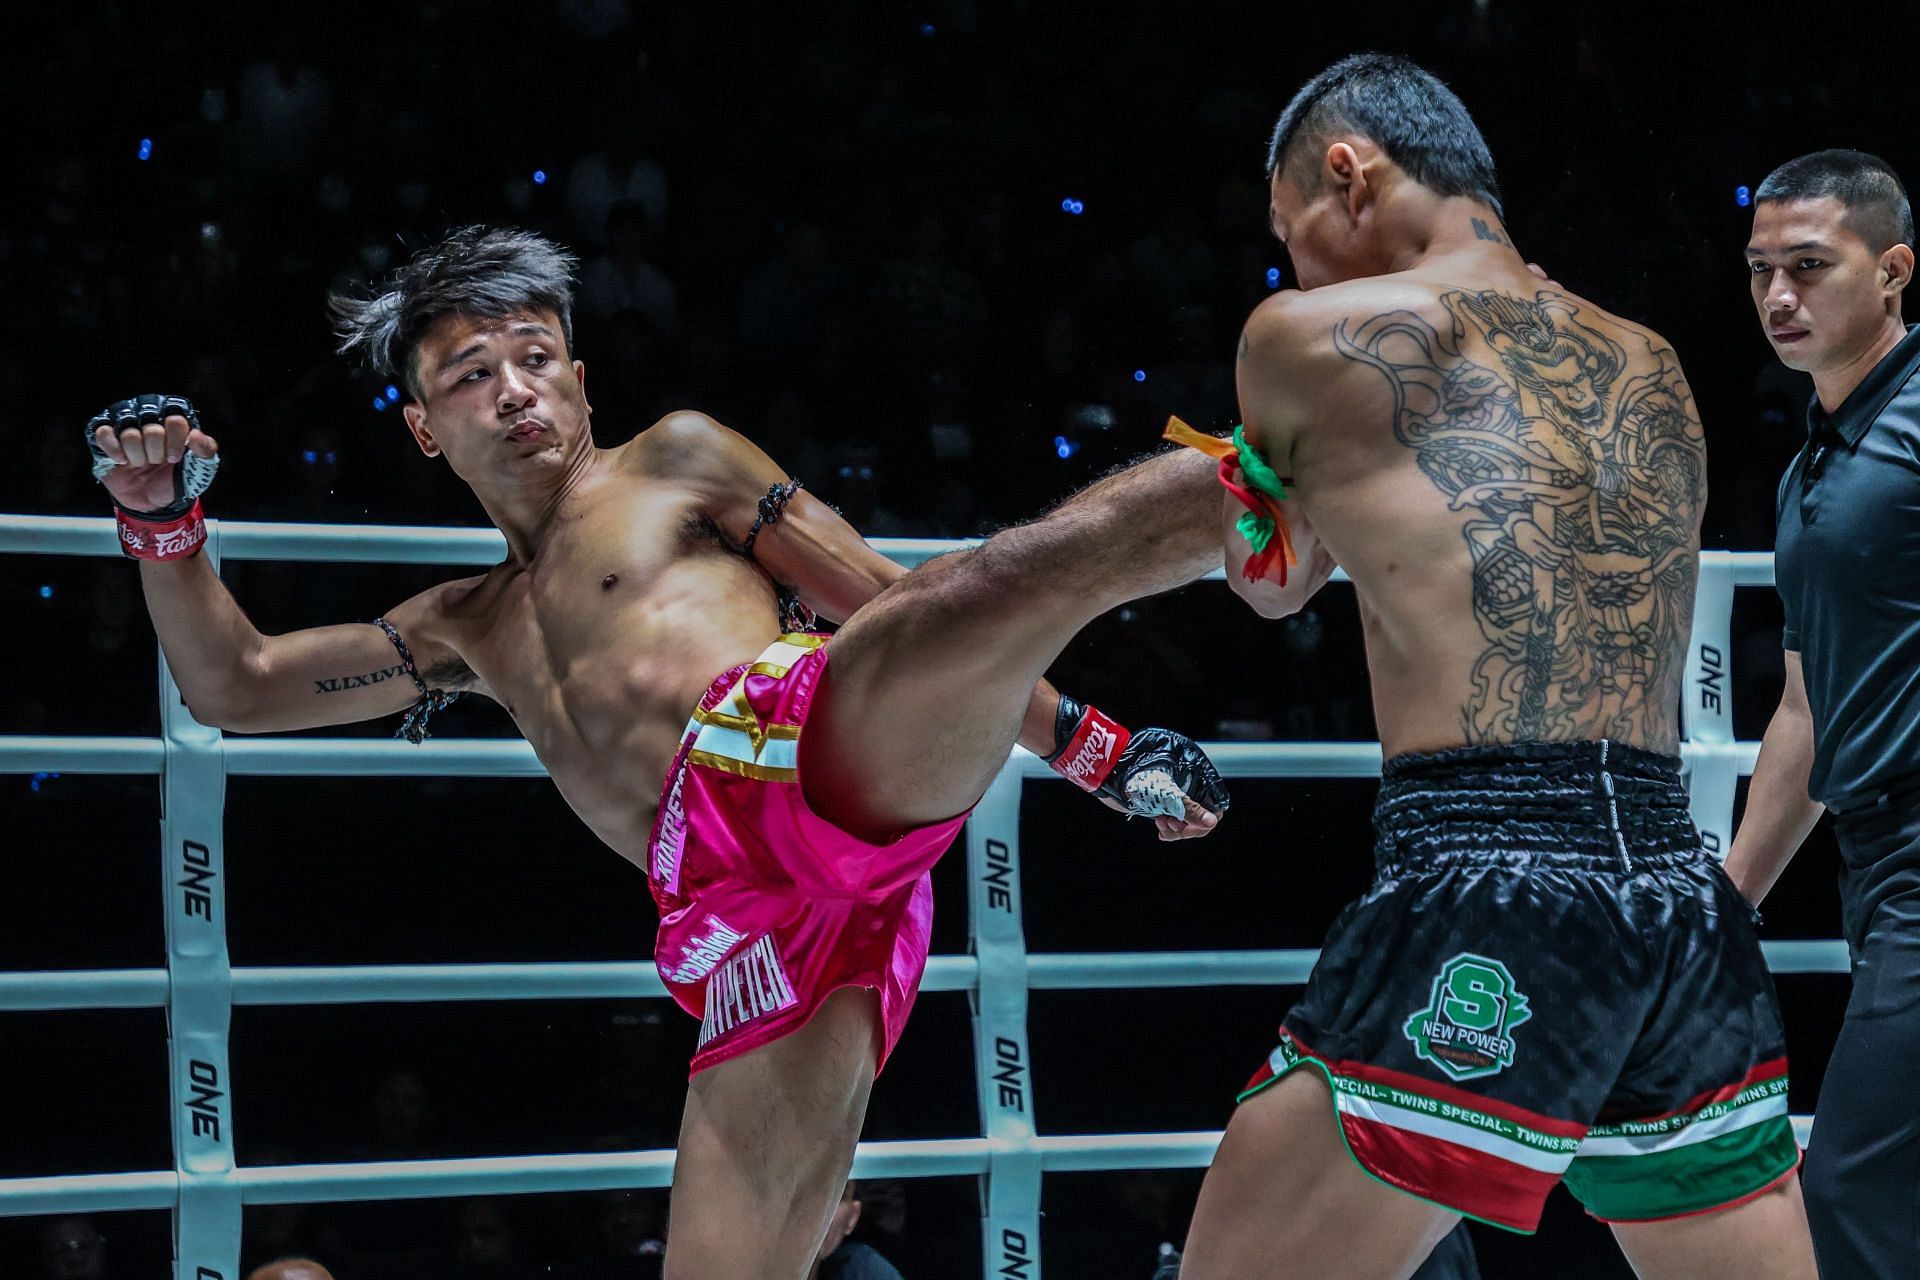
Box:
[1403,952,1532,1081]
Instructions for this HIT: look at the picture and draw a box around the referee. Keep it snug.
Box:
[1727,148,1920,1279]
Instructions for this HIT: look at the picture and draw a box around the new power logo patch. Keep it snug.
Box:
[1404,952,1532,1081]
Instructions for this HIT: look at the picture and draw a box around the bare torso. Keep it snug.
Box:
[1248,251,1705,757]
[426,428,789,864]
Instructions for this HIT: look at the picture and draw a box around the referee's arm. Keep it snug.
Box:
[1724,651,1825,906]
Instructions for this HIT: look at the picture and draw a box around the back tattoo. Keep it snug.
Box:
[1333,290,1704,747]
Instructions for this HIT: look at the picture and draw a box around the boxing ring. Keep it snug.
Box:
[0,515,1844,1280]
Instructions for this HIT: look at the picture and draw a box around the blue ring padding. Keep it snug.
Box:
[0,517,1785,586]
[0,1118,1819,1216]
[0,942,1849,1014]
[0,735,1766,782]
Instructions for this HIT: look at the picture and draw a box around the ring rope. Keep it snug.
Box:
[0,517,1821,1280]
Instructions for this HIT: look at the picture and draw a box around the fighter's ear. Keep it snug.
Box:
[402,403,442,458]
[1326,141,1367,223]
[1324,142,1361,190]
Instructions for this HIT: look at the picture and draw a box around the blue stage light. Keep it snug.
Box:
[385,385,401,402]
[1736,185,1751,208]
[38,585,52,600]
[533,169,548,185]
[137,138,153,161]
[1266,267,1281,288]
[1133,369,1147,382]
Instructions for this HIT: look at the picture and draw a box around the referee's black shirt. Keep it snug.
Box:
[1775,322,1920,809]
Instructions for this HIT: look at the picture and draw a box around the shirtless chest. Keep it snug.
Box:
[441,479,785,862]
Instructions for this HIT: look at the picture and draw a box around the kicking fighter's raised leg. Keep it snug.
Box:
[806,445,1234,840]
[655,445,1257,1275]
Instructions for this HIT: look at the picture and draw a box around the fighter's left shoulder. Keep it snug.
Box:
[620,410,793,526]
[624,410,737,473]
[622,410,780,481]
[1239,279,1446,367]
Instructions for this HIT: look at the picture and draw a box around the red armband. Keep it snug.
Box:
[116,500,207,561]
[1047,704,1132,793]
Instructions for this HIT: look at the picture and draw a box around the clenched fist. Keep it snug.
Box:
[86,394,221,517]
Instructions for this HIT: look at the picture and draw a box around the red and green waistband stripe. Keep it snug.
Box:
[1587,1056,1788,1133]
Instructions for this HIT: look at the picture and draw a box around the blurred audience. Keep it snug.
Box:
[34,1217,106,1280]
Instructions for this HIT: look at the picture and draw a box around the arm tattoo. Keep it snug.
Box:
[313,662,408,695]
[1332,289,1704,748]
[1238,330,1251,362]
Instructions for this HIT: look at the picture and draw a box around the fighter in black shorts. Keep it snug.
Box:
[1244,743,1794,1231]
[1171,55,1813,1279]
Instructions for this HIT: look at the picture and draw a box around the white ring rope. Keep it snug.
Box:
[0,517,1827,1280]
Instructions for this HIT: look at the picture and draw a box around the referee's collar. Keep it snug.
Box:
[1808,323,1920,448]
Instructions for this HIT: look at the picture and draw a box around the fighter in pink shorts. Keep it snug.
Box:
[649,633,950,1075]
[651,626,1221,1077]
[93,227,1243,1278]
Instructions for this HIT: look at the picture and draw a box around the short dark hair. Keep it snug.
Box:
[330,226,579,399]
[1266,53,1503,219]
[1755,149,1914,251]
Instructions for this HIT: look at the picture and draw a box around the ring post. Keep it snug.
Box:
[160,523,241,1280]
[1683,555,1738,860]
[967,762,1042,1278]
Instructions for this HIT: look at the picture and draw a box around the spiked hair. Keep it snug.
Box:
[329,226,579,399]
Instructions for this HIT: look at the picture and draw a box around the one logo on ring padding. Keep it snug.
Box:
[1404,952,1532,1081]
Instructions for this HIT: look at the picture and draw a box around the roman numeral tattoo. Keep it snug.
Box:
[314,663,409,695]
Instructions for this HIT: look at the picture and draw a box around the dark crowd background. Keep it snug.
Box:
[0,0,1903,1275]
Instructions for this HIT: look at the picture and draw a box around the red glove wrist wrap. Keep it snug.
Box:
[116,499,207,561]
[1047,705,1132,793]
